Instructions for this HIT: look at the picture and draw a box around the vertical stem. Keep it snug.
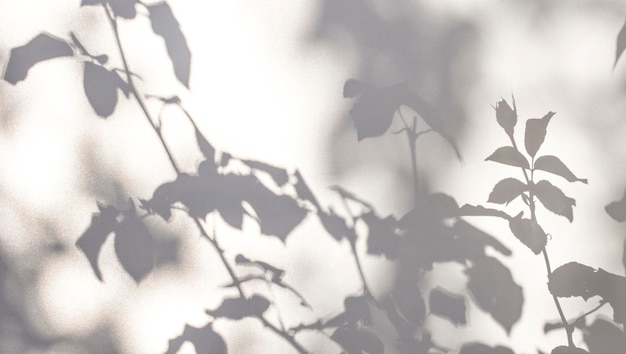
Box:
[104,7,308,353]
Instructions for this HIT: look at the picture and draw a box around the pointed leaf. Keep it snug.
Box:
[458,204,512,220]
[549,262,626,324]
[147,3,191,87]
[242,159,289,186]
[113,210,154,283]
[488,178,527,205]
[551,346,589,354]
[495,98,517,138]
[294,170,320,209]
[331,327,384,354]
[165,323,227,354]
[534,155,587,184]
[616,17,626,68]
[4,33,73,84]
[195,128,215,163]
[466,256,523,334]
[460,343,514,354]
[83,62,120,118]
[533,180,576,222]
[429,287,466,325]
[206,295,270,320]
[453,219,512,257]
[486,146,530,169]
[605,190,626,222]
[525,112,555,157]
[75,205,119,281]
[318,209,354,242]
[508,214,547,254]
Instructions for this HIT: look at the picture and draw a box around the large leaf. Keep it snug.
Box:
[605,190,626,222]
[525,112,555,157]
[4,33,73,84]
[615,17,626,68]
[486,146,530,169]
[113,204,155,283]
[534,155,587,184]
[206,295,270,320]
[75,204,119,281]
[549,262,626,324]
[147,3,191,87]
[331,326,384,354]
[488,178,527,205]
[509,213,547,254]
[429,287,466,325]
[466,256,523,333]
[83,62,128,118]
[165,323,227,354]
[533,180,576,222]
[495,97,517,138]
[583,318,626,354]
[459,343,514,354]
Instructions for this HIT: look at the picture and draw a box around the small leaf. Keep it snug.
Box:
[534,155,587,184]
[83,62,120,118]
[294,170,320,209]
[533,180,576,222]
[75,205,119,281]
[549,262,626,324]
[165,323,227,354]
[458,204,512,220]
[429,287,466,325]
[486,146,530,169]
[234,254,285,282]
[242,159,289,186]
[147,3,191,87]
[195,128,215,163]
[551,346,589,354]
[318,209,354,242]
[460,343,514,354]
[525,112,555,157]
[109,0,137,19]
[345,80,408,140]
[361,212,399,259]
[508,214,547,254]
[331,326,384,354]
[495,97,517,138]
[113,205,154,283]
[206,295,270,320]
[80,0,103,6]
[488,178,527,205]
[466,256,523,334]
[605,190,626,222]
[615,17,626,68]
[4,33,73,84]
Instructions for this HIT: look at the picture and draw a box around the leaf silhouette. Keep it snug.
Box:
[318,209,354,242]
[221,274,311,309]
[509,213,547,254]
[331,326,384,354]
[113,203,154,283]
[458,204,512,220]
[429,287,466,325]
[459,342,514,354]
[75,204,119,281]
[453,219,512,257]
[488,178,527,205]
[583,318,626,354]
[195,128,215,163]
[147,3,191,87]
[83,62,128,118]
[294,170,320,209]
[109,0,138,19]
[242,159,289,186]
[616,17,626,68]
[549,262,626,324]
[466,256,523,333]
[605,190,626,222]
[533,180,576,222]
[534,155,587,184]
[206,295,270,320]
[164,323,227,354]
[486,146,530,169]
[235,254,285,282]
[495,97,517,138]
[525,112,554,157]
[4,33,73,84]
[344,80,407,140]
[361,212,399,258]
[551,346,589,354]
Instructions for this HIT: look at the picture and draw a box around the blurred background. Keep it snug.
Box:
[1,0,626,353]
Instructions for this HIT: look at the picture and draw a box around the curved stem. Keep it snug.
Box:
[104,7,309,353]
